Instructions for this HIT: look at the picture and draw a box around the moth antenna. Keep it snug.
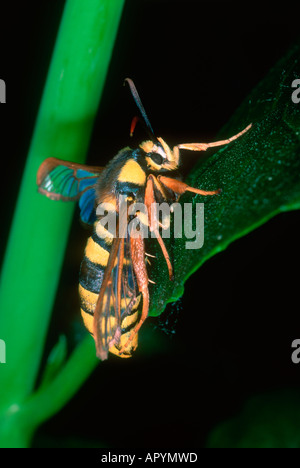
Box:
[124,78,156,139]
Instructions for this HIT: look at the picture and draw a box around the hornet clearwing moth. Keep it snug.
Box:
[37,78,251,360]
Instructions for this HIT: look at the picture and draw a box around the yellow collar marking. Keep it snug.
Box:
[118,159,146,185]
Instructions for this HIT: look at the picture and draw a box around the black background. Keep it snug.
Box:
[1,0,300,448]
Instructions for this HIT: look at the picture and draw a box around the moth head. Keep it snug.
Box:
[124,79,180,172]
[140,137,179,172]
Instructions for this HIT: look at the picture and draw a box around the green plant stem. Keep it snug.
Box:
[22,336,99,434]
[0,336,98,448]
[0,0,124,443]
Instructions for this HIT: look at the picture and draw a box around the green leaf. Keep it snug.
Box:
[149,40,300,316]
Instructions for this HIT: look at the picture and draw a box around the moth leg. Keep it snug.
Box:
[145,175,174,280]
[158,175,221,197]
[148,172,170,201]
[176,123,252,152]
[119,235,150,354]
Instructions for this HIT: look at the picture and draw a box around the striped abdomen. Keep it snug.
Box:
[79,220,140,357]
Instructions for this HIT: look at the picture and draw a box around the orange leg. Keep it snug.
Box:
[145,175,174,280]
[158,175,221,197]
[177,123,252,152]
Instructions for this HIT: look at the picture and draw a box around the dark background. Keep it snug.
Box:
[1,0,300,448]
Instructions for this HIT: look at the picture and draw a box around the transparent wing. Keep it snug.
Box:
[93,230,140,360]
[37,157,103,224]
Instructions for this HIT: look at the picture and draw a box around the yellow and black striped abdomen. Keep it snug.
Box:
[79,221,140,358]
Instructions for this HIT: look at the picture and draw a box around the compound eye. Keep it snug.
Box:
[149,152,163,166]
